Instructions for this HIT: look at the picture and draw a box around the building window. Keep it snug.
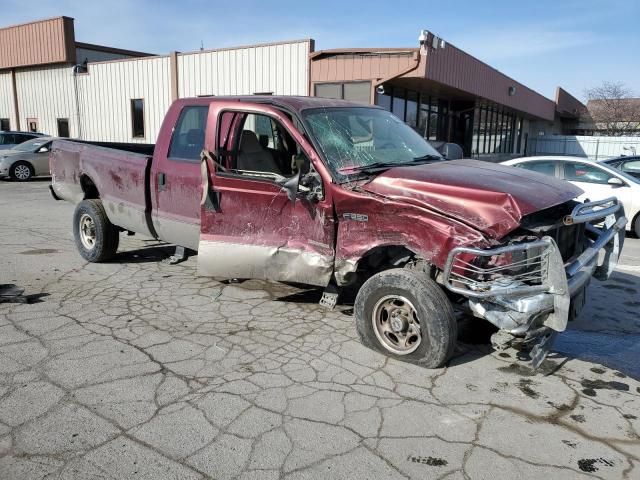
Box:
[315,82,371,104]
[57,118,70,138]
[27,118,39,133]
[406,91,418,129]
[375,89,392,111]
[392,88,406,122]
[131,99,145,138]
[0,118,9,131]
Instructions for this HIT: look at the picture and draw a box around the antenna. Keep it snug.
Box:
[200,40,204,51]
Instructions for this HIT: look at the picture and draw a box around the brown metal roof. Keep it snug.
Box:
[310,38,558,121]
[0,16,76,70]
[555,87,585,118]
[75,42,153,58]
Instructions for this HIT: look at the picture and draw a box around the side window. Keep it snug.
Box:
[621,160,640,174]
[518,161,557,177]
[226,113,306,180]
[13,134,31,144]
[563,162,612,184]
[168,106,209,161]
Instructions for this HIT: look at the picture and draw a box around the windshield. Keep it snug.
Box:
[303,107,443,181]
[14,138,49,152]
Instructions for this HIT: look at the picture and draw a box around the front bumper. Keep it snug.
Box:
[443,198,626,334]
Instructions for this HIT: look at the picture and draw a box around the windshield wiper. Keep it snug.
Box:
[412,154,444,161]
[343,158,439,175]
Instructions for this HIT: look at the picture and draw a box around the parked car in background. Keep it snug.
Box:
[0,131,46,151]
[502,155,640,236]
[600,155,640,181]
[0,137,54,181]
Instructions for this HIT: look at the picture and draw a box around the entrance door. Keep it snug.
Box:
[198,102,336,286]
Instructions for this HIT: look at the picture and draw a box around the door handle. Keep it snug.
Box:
[158,172,166,191]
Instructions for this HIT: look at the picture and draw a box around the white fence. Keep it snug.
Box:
[526,135,640,161]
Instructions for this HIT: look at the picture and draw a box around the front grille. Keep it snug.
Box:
[444,239,554,298]
[547,223,585,262]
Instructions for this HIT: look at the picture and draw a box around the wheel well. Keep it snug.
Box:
[632,209,640,235]
[80,175,99,199]
[353,245,434,284]
[13,160,34,172]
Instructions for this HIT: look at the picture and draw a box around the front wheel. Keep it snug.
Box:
[354,268,457,368]
[73,199,119,262]
[10,161,33,181]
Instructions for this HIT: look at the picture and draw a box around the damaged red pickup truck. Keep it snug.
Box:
[50,96,627,369]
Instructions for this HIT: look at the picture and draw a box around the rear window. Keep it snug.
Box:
[168,106,209,161]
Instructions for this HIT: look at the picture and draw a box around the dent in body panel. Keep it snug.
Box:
[197,239,333,286]
[102,200,153,238]
[154,217,200,251]
[332,186,492,285]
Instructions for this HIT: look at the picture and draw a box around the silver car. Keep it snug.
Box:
[0,131,46,150]
[0,137,54,181]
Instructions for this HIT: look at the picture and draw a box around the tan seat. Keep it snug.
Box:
[237,131,280,174]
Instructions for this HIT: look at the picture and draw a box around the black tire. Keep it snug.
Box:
[354,268,457,368]
[634,213,640,238]
[73,199,119,262]
[10,161,34,181]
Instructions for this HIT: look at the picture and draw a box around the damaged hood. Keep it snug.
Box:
[362,159,583,239]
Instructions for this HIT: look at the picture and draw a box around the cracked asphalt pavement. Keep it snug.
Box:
[1,179,639,479]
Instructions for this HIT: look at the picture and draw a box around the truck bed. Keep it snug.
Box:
[50,139,157,238]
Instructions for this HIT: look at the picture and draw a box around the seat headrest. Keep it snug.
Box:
[240,130,263,153]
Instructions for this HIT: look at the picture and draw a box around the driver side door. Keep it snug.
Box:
[197,102,336,286]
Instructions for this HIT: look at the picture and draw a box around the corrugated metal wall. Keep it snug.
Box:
[0,72,16,128]
[2,39,311,142]
[15,65,77,136]
[310,51,416,83]
[76,56,172,142]
[527,135,640,161]
[0,17,75,70]
[178,40,311,97]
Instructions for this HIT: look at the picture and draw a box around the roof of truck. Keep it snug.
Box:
[173,95,377,112]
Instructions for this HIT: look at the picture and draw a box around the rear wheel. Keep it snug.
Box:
[354,268,457,368]
[634,213,640,238]
[10,161,33,181]
[73,199,119,262]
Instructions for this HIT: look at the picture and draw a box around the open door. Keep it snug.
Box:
[197,101,336,287]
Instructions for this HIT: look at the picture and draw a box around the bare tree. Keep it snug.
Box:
[582,82,640,136]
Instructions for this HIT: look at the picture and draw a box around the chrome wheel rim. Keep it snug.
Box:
[372,295,422,355]
[79,213,96,250]
[14,164,31,180]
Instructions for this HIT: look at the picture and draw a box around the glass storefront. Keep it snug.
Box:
[316,81,525,158]
[471,103,520,157]
[375,86,449,143]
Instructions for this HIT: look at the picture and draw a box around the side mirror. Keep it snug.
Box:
[37,147,49,153]
[607,177,625,187]
[300,171,324,202]
[279,171,301,202]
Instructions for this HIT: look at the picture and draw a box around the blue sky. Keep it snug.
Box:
[4,0,639,101]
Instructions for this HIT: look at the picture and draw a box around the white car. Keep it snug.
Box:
[502,155,640,236]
